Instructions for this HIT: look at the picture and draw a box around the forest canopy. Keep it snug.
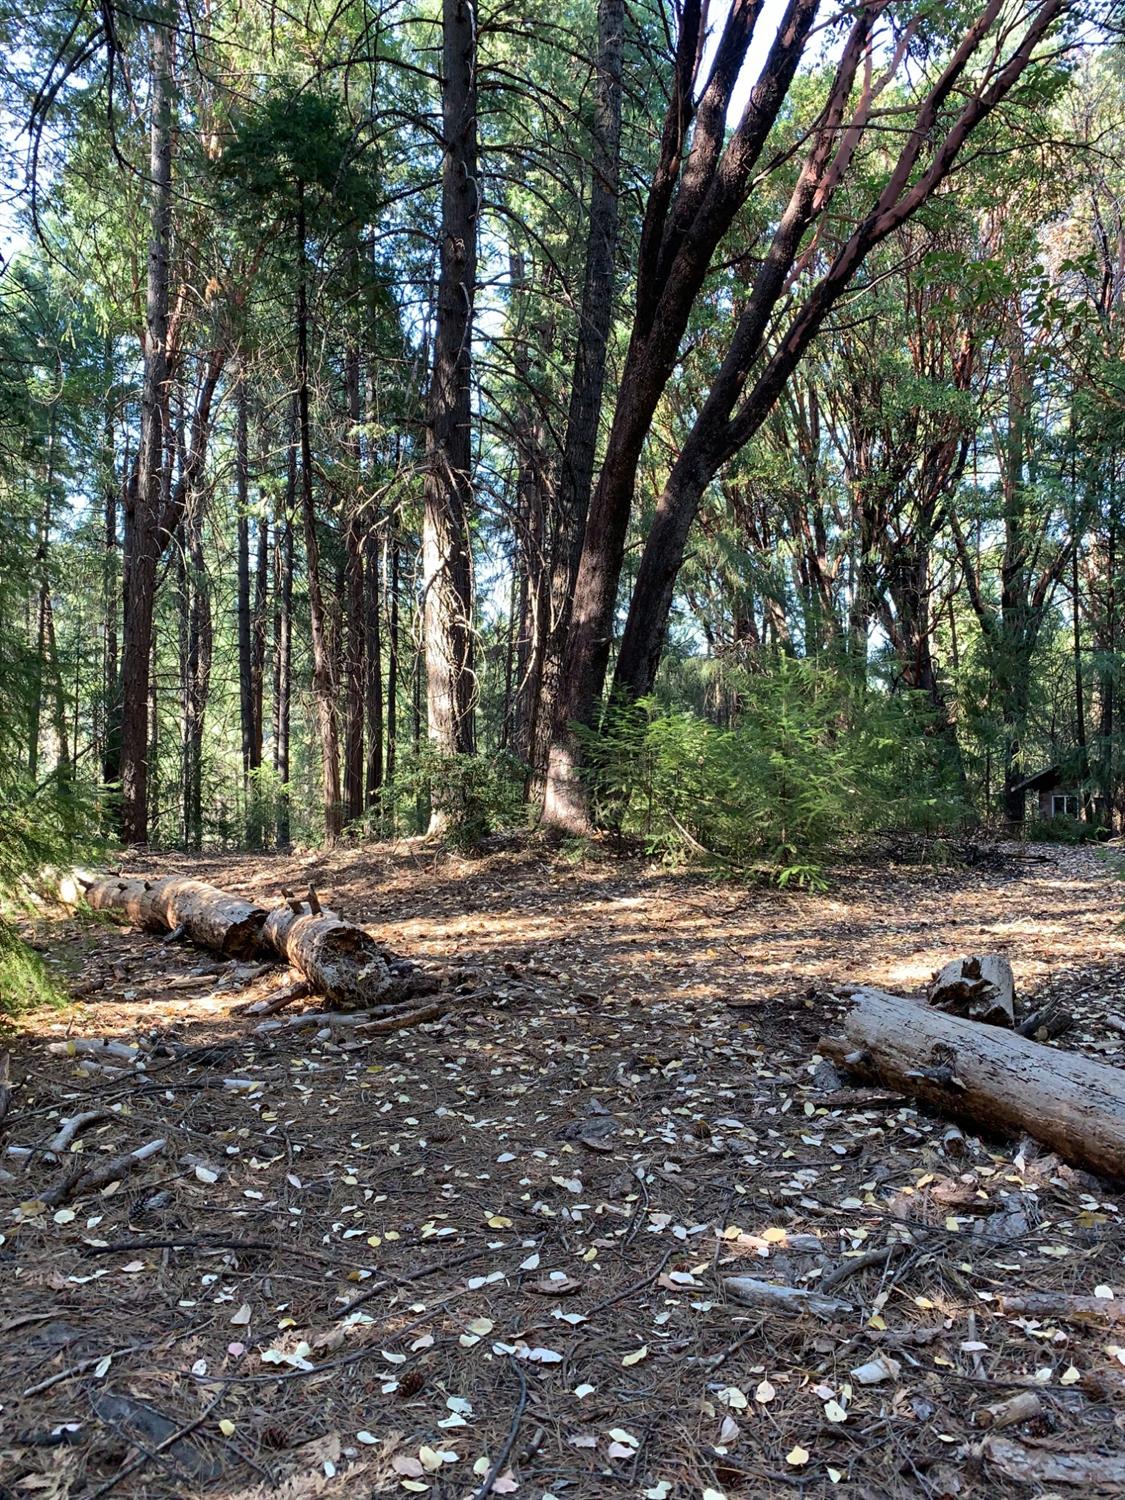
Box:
[1,0,1124,887]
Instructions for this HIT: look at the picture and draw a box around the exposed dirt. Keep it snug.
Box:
[2,838,1125,1499]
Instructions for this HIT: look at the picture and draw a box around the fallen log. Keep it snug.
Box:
[928,954,1014,1025]
[84,876,169,932]
[260,901,397,1008]
[820,987,1125,1180]
[150,878,267,959]
[84,875,266,958]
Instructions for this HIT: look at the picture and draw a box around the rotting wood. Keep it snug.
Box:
[150,878,267,958]
[722,1276,853,1320]
[260,901,398,1008]
[820,987,1125,1180]
[979,1434,1125,1486]
[928,954,1014,1026]
[975,1392,1043,1429]
[84,874,266,958]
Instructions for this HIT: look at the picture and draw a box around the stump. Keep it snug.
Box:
[928,954,1015,1026]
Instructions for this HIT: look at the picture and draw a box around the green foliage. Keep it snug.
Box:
[1031,812,1106,844]
[584,661,966,884]
[0,923,68,1017]
[397,745,531,847]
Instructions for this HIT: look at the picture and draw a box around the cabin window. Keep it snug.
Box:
[1051,793,1079,818]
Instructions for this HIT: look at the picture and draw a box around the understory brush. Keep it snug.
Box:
[583,660,965,885]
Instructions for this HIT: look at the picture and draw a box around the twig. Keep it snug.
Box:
[22,1341,156,1397]
[821,1237,913,1292]
[336,1244,492,1318]
[40,1138,166,1207]
[471,1358,527,1500]
[82,1370,233,1500]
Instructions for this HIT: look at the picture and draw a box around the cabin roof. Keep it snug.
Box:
[1011,764,1064,795]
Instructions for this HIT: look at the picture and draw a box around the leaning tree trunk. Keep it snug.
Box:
[533,0,625,794]
[421,0,479,830]
[821,987,1125,1180]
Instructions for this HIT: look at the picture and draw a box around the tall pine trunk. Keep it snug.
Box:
[296,186,343,842]
[273,410,295,847]
[235,367,256,837]
[120,19,173,845]
[343,346,366,825]
[421,0,478,828]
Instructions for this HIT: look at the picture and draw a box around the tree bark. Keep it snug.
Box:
[235,366,255,835]
[421,0,479,820]
[261,902,397,1007]
[101,338,121,791]
[86,875,266,958]
[928,955,1015,1026]
[541,0,823,830]
[532,0,625,792]
[120,19,173,846]
[297,184,343,843]
[384,527,399,805]
[821,987,1125,1180]
[343,346,366,825]
[364,530,384,808]
[273,402,296,848]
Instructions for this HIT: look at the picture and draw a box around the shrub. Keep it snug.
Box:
[584,659,965,883]
[397,746,530,846]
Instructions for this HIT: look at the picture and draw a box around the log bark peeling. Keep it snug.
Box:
[85,875,266,958]
[261,905,398,1008]
[821,987,1125,1180]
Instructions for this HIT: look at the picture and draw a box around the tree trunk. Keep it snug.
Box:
[235,367,255,835]
[261,901,397,1008]
[421,0,479,822]
[364,530,384,809]
[385,528,399,807]
[343,346,365,826]
[532,0,625,793]
[250,500,268,844]
[546,0,1065,826]
[274,402,296,847]
[120,19,173,846]
[101,338,121,791]
[296,184,343,843]
[181,481,210,850]
[928,954,1015,1026]
[822,987,1125,1180]
[86,875,266,958]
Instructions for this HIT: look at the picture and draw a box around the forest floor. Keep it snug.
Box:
[3,837,1125,1500]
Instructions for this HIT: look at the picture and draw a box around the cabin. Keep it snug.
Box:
[1011,764,1101,824]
